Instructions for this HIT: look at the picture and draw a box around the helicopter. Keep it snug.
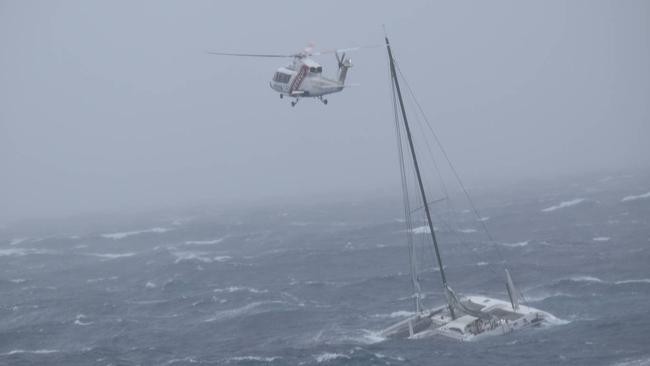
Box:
[208,45,368,106]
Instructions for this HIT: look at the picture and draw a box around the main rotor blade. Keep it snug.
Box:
[206,51,295,58]
[311,44,385,56]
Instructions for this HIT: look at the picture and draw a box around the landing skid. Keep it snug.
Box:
[287,97,328,107]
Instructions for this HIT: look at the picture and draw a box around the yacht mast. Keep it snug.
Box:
[385,36,456,319]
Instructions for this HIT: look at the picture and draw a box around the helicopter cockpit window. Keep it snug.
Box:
[309,67,322,74]
[274,72,291,83]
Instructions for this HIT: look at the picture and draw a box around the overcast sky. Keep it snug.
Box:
[1,0,649,223]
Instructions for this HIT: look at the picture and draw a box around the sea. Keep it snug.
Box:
[1,171,649,366]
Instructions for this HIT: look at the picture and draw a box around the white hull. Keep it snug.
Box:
[381,296,558,341]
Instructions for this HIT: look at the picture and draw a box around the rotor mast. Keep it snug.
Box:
[385,36,456,319]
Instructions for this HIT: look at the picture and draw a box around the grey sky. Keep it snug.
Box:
[1,0,649,223]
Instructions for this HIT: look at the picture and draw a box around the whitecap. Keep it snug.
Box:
[86,276,118,283]
[145,281,157,288]
[541,198,585,212]
[87,252,136,259]
[213,286,268,294]
[525,292,575,302]
[611,357,650,366]
[314,353,350,363]
[74,314,92,326]
[185,238,224,245]
[171,251,213,264]
[0,248,49,257]
[563,276,650,286]
[411,226,429,234]
[476,261,489,266]
[9,278,27,283]
[373,310,415,319]
[593,237,611,242]
[568,275,604,283]
[501,240,529,248]
[101,227,172,240]
[205,301,285,322]
[1,349,60,355]
[9,237,28,246]
[458,228,477,233]
[621,192,650,203]
[227,356,280,363]
[614,279,650,285]
[213,256,232,262]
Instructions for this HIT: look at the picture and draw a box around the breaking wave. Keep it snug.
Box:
[87,252,137,259]
[560,276,650,285]
[621,192,650,203]
[593,237,611,242]
[611,357,650,366]
[226,356,281,363]
[1,349,60,355]
[205,301,287,322]
[101,227,172,240]
[541,198,585,212]
[185,238,224,245]
[213,286,268,294]
[74,314,92,326]
[171,251,230,264]
[372,310,415,319]
[314,352,350,363]
[0,248,50,257]
[500,240,529,248]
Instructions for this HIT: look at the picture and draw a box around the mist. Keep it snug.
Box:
[2,0,649,223]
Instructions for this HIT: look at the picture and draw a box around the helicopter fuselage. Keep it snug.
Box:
[268,57,350,103]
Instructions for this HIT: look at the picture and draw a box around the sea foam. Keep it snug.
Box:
[541,198,585,212]
[621,192,650,202]
[101,227,172,240]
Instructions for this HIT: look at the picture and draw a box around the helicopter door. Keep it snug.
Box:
[289,65,309,95]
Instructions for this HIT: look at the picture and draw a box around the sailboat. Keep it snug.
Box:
[379,35,558,341]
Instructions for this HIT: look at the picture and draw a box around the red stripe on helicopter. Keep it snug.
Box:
[289,65,309,95]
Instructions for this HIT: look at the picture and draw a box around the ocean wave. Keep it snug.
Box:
[338,330,387,345]
[541,198,585,212]
[611,357,650,366]
[205,301,286,322]
[74,314,92,326]
[101,227,172,240]
[0,248,50,257]
[372,310,415,319]
[86,276,119,283]
[500,240,529,248]
[621,192,650,203]
[314,352,350,363]
[171,251,220,264]
[476,261,489,266]
[593,237,611,242]
[9,237,28,246]
[87,252,137,259]
[560,276,650,286]
[185,238,225,245]
[0,349,60,355]
[213,286,268,294]
[411,226,439,234]
[525,292,576,302]
[458,228,477,233]
[226,356,281,363]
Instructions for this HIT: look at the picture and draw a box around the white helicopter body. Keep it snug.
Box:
[208,45,358,106]
[269,56,352,106]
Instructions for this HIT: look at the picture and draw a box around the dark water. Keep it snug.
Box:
[2,172,649,365]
